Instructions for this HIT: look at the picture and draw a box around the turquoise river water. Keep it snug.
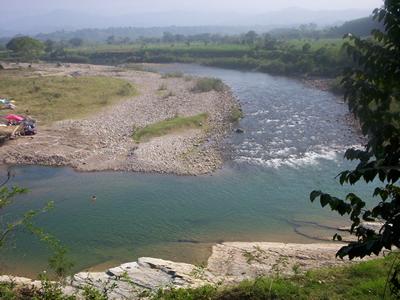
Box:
[0,65,372,277]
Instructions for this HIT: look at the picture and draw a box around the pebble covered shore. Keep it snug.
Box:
[0,63,240,175]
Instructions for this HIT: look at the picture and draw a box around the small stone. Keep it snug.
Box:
[235,128,245,133]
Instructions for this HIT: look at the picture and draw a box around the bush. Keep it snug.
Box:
[62,55,89,64]
[191,78,224,93]
[117,83,134,96]
[161,72,184,78]
[258,60,287,74]
[229,106,243,122]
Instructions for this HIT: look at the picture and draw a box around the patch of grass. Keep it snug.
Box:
[242,246,268,265]
[133,113,208,142]
[191,78,225,93]
[184,76,193,82]
[158,83,168,91]
[162,91,175,99]
[161,72,184,78]
[0,74,137,125]
[229,106,243,122]
[153,255,397,300]
[123,64,158,73]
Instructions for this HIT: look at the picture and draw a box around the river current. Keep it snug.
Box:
[0,65,371,277]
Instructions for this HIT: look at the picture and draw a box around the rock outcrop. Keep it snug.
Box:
[0,242,378,299]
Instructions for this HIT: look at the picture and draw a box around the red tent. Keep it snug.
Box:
[5,114,24,122]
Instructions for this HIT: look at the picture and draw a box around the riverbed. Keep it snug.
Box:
[0,64,371,277]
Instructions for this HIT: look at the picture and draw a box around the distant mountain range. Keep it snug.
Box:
[0,7,372,37]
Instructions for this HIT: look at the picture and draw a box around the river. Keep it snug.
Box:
[0,64,371,277]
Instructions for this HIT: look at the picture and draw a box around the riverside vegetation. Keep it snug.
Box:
[132,113,208,142]
[154,255,396,300]
[0,72,137,124]
[42,39,350,79]
[0,63,239,174]
[0,12,384,81]
[0,255,397,299]
[1,2,399,299]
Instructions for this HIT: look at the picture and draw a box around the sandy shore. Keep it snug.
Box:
[0,62,240,175]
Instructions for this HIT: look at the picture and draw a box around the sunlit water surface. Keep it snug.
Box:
[0,65,371,277]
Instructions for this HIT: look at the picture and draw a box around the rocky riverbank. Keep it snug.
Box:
[0,62,240,175]
[0,242,375,299]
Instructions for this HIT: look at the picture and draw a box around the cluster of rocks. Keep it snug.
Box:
[0,242,375,299]
[0,63,240,175]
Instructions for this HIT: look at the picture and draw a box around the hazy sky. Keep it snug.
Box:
[1,0,383,15]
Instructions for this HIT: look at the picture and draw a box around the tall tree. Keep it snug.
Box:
[311,0,400,295]
[6,36,44,60]
[68,37,84,47]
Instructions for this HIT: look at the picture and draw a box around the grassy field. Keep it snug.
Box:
[286,38,344,51]
[154,255,398,300]
[67,42,252,54]
[60,38,350,78]
[132,113,208,142]
[0,72,137,124]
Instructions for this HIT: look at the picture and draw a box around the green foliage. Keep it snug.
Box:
[154,285,217,300]
[158,83,168,91]
[82,286,108,300]
[328,16,384,38]
[302,43,311,53]
[33,274,75,300]
[60,39,348,77]
[0,172,74,297]
[192,78,224,93]
[229,107,243,122]
[68,38,84,48]
[22,203,74,280]
[132,113,208,142]
[310,1,400,296]
[161,72,184,78]
[0,75,137,124]
[117,83,134,96]
[153,256,396,300]
[6,36,44,60]
[0,184,30,247]
[0,282,17,300]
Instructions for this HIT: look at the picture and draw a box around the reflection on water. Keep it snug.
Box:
[0,65,370,277]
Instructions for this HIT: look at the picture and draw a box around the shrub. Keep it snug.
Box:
[230,106,243,122]
[191,78,224,93]
[158,83,168,91]
[161,72,184,78]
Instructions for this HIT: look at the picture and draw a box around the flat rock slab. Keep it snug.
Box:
[207,242,370,284]
[0,242,379,299]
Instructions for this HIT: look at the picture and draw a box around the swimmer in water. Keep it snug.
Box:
[91,195,97,202]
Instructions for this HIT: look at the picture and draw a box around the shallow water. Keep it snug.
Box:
[0,65,370,277]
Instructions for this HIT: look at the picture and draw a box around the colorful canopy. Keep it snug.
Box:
[5,114,24,122]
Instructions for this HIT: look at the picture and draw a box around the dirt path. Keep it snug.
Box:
[0,63,240,175]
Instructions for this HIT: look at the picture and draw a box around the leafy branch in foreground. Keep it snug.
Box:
[0,169,74,280]
[0,186,29,247]
[310,0,400,296]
